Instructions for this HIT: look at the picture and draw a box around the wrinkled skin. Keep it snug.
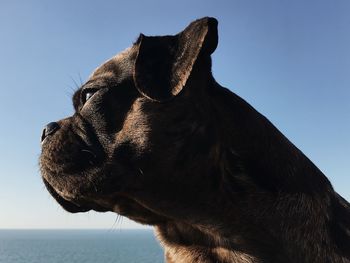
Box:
[40,18,350,263]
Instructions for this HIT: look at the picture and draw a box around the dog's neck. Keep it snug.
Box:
[156,222,264,263]
[153,82,350,263]
[154,155,346,263]
[155,218,290,263]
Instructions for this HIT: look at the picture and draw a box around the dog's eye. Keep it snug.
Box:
[85,92,94,101]
[81,89,97,105]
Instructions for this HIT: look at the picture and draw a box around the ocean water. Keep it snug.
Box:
[0,229,164,263]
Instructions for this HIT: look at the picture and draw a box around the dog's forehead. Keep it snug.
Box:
[88,45,138,85]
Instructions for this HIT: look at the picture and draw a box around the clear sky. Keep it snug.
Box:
[0,0,349,229]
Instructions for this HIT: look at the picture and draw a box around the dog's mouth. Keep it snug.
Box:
[43,178,91,213]
[42,178,110,213]
[43,177,167,224]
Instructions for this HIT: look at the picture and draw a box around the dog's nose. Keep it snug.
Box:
[41,122,60,143]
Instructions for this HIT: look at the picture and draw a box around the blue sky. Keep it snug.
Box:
[0,0,349,229]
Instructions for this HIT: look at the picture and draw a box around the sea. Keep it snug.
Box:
[0,229,164,263]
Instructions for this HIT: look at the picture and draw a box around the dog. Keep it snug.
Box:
[40,17,350,263]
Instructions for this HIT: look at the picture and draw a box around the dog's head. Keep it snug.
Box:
[40,17,223,224]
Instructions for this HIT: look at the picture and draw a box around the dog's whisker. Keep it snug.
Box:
[89,179,99,193]
[138,168,144,176]
[108,215,119,232]
[81,149,97,159]
[69,75,81,90]
[78,72,83,86]
[120,216,124,229]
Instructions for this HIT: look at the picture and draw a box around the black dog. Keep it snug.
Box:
[40,17,350,262]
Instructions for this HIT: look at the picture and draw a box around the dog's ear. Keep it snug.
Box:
[134,17,218,101]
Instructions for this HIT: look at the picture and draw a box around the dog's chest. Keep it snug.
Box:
[156,223,260,263]
[164,246,258,263]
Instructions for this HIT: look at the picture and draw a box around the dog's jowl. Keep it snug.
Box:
[40,17,350,263]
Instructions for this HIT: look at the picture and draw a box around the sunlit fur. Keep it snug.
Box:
[40,17,350,263]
